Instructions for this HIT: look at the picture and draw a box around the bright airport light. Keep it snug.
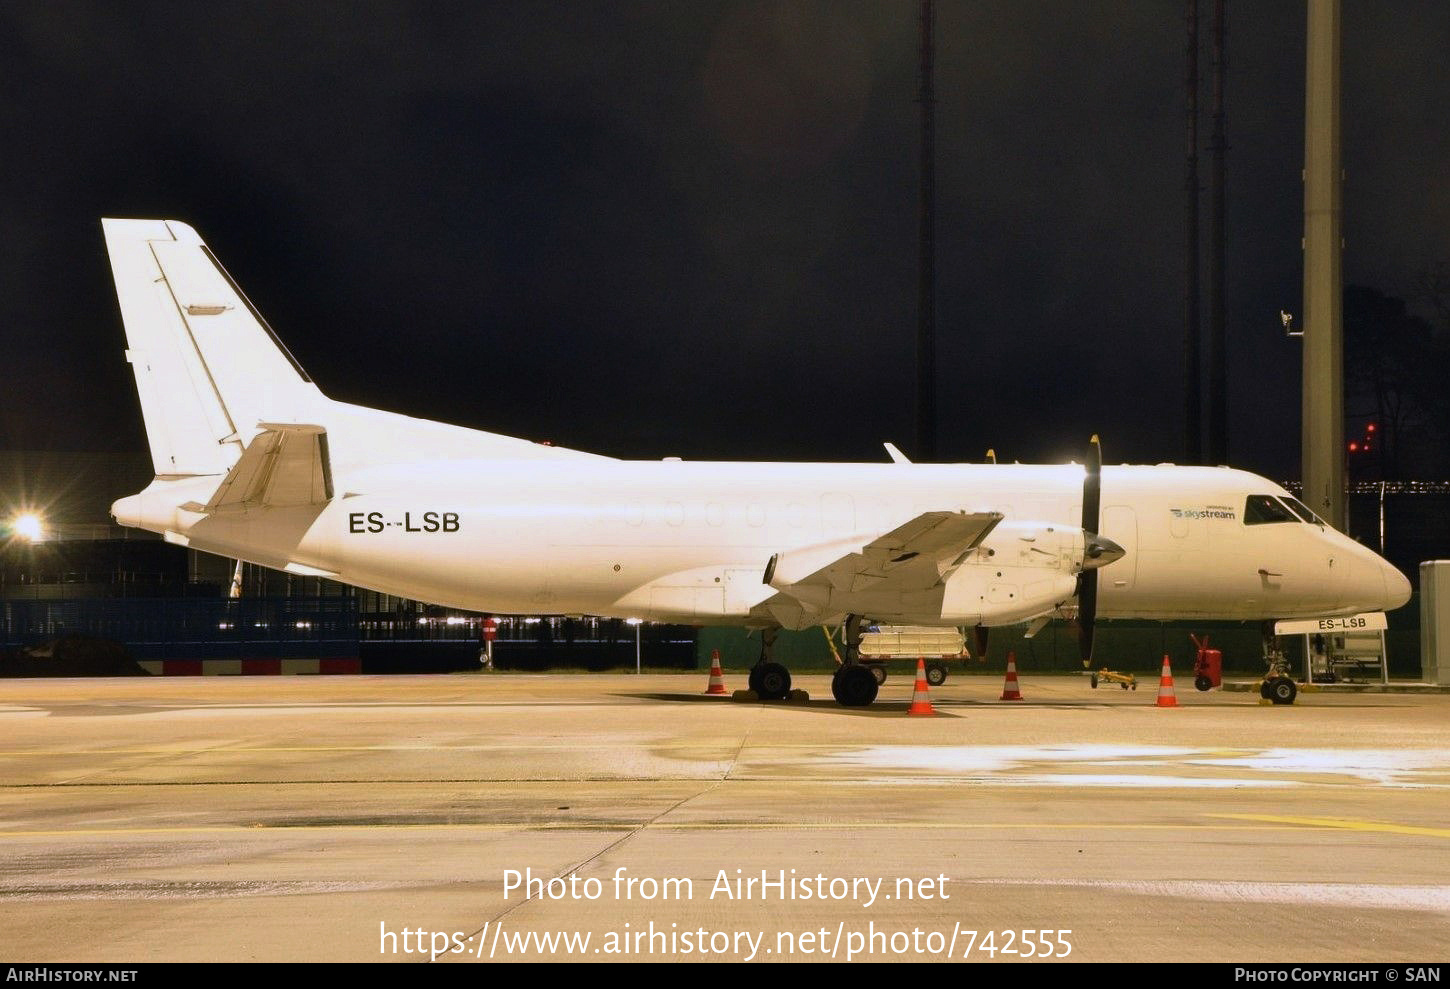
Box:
[12,513,44,542]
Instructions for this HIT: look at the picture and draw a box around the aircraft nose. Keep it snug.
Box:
[1381,562,1412,611]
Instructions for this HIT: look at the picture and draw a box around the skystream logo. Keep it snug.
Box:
[1170,507,1237,520]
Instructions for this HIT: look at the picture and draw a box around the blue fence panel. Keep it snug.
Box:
[2,597,360,660]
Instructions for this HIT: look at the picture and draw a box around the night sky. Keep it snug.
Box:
[2,2,1447,478]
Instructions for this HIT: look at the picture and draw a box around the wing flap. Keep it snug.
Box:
[771,510,1003,597]
[859,511,1000,571]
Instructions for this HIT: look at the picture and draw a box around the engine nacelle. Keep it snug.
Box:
[939,521,1083,625]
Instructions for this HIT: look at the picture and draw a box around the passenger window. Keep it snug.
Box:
[1244,495,1298,525]
[1280,496,1323,525]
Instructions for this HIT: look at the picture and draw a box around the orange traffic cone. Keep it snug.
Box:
[907,657,936,716]
[999,652,1024,701]
[705,650,728,695]
[1155,655,1178,708]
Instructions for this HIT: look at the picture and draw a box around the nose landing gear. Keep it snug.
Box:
[1260,675,1298,705]
[1259,622,1298,705]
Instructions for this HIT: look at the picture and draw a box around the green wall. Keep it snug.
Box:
[697,596,1423,678]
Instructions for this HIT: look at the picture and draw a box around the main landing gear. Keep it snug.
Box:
[830,614,880,707]
[750,616,883,707]
[749,626,792,700]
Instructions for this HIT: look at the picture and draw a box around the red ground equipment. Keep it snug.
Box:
[1190,634,1222,691]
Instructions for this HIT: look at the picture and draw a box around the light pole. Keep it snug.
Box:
[626,618,642,674]
[9,513,46,602]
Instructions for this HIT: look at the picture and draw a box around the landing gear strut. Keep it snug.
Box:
[749,626,791,700]
[1259,620,1298,706]
[842,613,864,666]
[831,614,879,707]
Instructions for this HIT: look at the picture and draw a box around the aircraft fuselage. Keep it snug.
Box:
[115,456,1408,628]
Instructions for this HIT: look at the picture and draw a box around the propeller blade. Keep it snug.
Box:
[1078,434,1102,667]
[1081,433,1101,534]
[1078,570,1098,667]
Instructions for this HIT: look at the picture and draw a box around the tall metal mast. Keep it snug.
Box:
[1184,0,1202,464]
[916,0,937,462]
[1301,0,1345,527]
[1206,0,1228,464]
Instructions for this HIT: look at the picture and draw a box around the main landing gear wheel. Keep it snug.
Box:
[752,662,792,700]
[1194,674,1213,692]
[1267,676,1297,705]
[1090,672,1099,689]
[925,663,948,687]
[867,663,887,686]
[832,664,879,707]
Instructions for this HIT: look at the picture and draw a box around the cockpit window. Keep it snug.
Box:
[1244,495,1298,525]
[1280,496,1324,525]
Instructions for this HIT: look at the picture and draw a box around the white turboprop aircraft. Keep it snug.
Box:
[103,219,1411,706]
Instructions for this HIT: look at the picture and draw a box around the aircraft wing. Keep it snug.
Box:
[769,510,1004,597]
[196,423,334,512]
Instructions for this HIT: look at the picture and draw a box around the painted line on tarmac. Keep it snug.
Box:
[0,743,1287,756]
[0,879,413,900]
[2,774,1439,789]
[0,821,1336,839]
[1209,813,1450,839]
[0,743,755,756]
[964,878,1450,913]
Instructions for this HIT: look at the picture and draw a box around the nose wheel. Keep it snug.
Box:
[1260,676,1297,705]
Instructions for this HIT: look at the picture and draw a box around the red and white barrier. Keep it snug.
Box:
[137,658,361,676]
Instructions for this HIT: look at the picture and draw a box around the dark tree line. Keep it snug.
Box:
[1344,274,1450,478]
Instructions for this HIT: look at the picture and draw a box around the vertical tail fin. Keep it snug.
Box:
[102,219,317,477]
